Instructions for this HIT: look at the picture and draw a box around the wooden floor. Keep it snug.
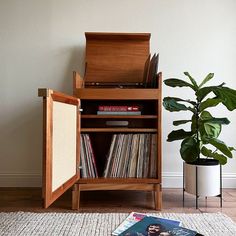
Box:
[1,188,236,222]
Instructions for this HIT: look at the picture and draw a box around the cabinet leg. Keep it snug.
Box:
[72,184,80,210]
[154,184,162,210]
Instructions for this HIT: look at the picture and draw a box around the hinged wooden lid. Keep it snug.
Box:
[84,32,151,85]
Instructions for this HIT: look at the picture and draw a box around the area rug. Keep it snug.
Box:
[0,212,236,236]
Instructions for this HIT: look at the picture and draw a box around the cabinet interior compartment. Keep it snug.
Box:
[80,133,158,179]
[81,118,157,129]
[81,100,158,115]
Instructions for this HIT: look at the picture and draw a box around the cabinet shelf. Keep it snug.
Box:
[78,178,160,184]
[81,128,157,133]
[81,115,157,119]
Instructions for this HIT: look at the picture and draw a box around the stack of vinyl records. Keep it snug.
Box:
[103,134,157,178]
[80,134,98,178]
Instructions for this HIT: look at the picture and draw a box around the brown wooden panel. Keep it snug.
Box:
[157,73,162,182]
[80,128,157,133]
[75,88,161,100]
[78,178,160,184]
[79,183,156,191]
[155,184,162,210]
[85,32,151,41]
[84,32,150,84]
[39,89,80,208]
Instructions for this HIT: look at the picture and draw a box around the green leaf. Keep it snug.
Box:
[199,73,214,88]
[196,85,236,109]
[208,138,233,158]
[163,97,196,105]
[167,129,193,142]
[199,112,230,141]
[201,146,212,157]
[201,146,227,165]
[213,87,236,111]
[200,111,230,125]
[180,136,200,162]
[200,122,221,140]
[206,117,230,125]
[163,97,195,112]
[184,72,198,91]
[164,78,194,90]
[199,97,222,112]
[196,83,225,101]
[200,110,212,120]
[204,122,221,138]
[199,111,221,139]
[211,153,228,165]
[173,120,191,126]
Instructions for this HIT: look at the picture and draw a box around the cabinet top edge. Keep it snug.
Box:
[85,32,151,41]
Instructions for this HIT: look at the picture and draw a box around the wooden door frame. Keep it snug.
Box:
[39,89,80,208]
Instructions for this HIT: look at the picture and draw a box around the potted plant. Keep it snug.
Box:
[163,72,236,198]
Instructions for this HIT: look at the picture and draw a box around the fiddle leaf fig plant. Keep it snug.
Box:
[163,72,236,165]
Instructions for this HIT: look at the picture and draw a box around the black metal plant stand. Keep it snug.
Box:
[183,162,222,209]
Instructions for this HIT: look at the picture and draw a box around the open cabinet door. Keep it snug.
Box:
[38,89,80,208]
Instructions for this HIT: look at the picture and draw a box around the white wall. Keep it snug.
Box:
[0,0,236,187]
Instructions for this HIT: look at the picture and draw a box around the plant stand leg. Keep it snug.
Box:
[196,166,198,209]
[183,162,185,207]
[220,164,223,208]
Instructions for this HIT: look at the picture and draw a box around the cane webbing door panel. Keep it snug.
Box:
[39,89,80,208]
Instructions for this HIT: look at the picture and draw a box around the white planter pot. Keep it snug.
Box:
[184,160,221,197]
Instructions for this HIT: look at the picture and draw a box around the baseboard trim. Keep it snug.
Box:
[0,172,236,188]
[163,172,236,188]
[0,173,42,187]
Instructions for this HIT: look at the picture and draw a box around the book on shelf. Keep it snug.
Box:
[98,105,140,112]
[103,134,157,178]
[118,214,201,236]
[112,212,181,236]
[97,111,141,115]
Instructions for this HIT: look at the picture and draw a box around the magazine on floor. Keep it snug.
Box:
[117,215,200,236]
[112,212,181,236]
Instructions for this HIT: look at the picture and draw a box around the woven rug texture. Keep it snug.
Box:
[0,212,236,236]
